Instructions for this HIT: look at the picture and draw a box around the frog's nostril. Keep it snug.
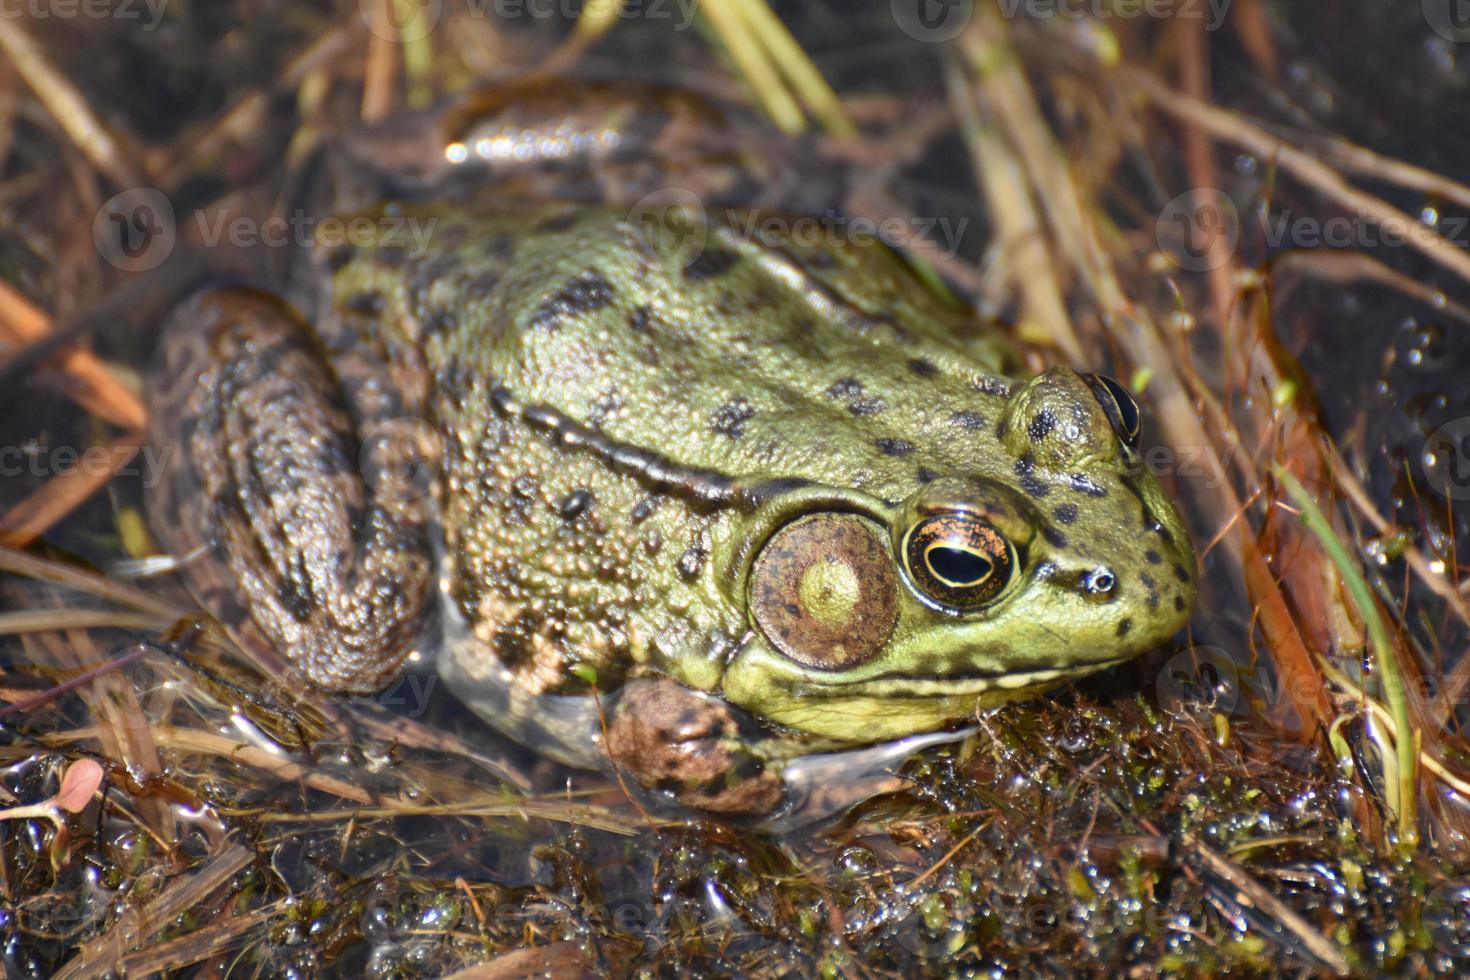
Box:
[1083,568,1116,595]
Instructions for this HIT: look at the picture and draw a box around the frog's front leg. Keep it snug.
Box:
[149,288,435,694]
[603,679,786,815]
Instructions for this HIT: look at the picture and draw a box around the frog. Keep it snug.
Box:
[145,82,1197,817]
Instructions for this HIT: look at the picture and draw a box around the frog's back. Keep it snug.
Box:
[327,204,1017,502]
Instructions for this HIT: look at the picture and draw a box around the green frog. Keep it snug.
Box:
[147,83,1196,817]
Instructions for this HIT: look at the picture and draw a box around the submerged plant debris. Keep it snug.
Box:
[2,0,1470,976]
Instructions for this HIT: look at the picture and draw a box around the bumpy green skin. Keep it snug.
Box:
[312,200,1197,743]
[149,147,1196,813]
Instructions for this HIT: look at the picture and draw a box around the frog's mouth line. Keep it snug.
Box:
[800,657,1131,699]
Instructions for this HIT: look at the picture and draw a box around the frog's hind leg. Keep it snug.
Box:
[148,288,435,694]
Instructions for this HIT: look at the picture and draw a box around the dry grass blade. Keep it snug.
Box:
[1126,69,1470,287]
[0,609,169,635]
[0,545,183,618]
[0,18,140,188]
[439,941,598,979]
[53,842,254,980]
[0,281,147,431]
[1181,832,1350,975]
[0,433,144,548]
[112,904,281,978]
[44,726,378,805]
[945,42,1083,362]
[699,0,806,135]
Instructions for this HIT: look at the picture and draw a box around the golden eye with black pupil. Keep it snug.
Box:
[901,514,1017,612]
[750,514,899,671]
[1084,373,1141,450]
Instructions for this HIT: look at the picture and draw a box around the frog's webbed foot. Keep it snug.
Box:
[603,679,785,815]
[148,288,435,694]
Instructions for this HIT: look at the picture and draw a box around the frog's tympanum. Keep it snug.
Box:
[148,85,1196,817]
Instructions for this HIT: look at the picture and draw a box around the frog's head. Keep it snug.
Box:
[717,367,1196,741]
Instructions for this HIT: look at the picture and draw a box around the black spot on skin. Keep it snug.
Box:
[275,575,315,622]
[465,270,500,295]
[486,233,516,260]
[907,357,939,377]
[325,244,357,272]
[825,378,864,400]
[627,305,652,331]
[528,271,616,329]
[1145,549,1162,564]
[684,247,741,280]
[345,291,385,316]
[1015,456,1050,498]
[421,309,457,340]
[677,544,706,579]
[587,391,624,427]
[916,467,940,484]
[1174,595,1187,612]
[950,410,985,431]
[375,245,409,268]
[1028,408,1057,441]
[1053,503,1079,524]
[825,377,886,415]
[535,211,579,233]
[631,495,663,523]
[972,376,1013,397]
[511,476,539,499]
[876,438,914,457]
[1068,474,1109,497]
[556,489,595,520]
[1042,526,1069,548]
[1116,618,1132,637]
[710,398,756,439]
[1140,571,1159,609]
[1173,563,1191,583]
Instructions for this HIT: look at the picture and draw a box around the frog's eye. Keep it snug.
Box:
[901,514,1017,612]
[750,514,899,671]
[1084,373,1141,450]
